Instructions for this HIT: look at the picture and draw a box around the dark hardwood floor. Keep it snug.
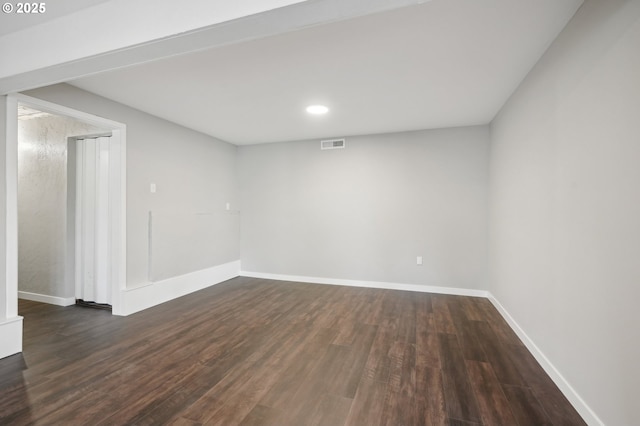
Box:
[0,277,586,425]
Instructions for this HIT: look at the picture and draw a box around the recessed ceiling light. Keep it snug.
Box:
[306,105,329,115]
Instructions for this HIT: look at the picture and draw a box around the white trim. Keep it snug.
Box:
[109,127,126,315]
[11,94,124,129]
[0,316,23,359]
[5,95,18,319]
[74,138,84,301]
[118,260,241,316]
[239,270,489,298]
[1,95,22,359]
[18,291,75,307]
[487,294,603,426]
[9,93,127,316]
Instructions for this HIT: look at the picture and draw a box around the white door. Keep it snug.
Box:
[76,136,111,305]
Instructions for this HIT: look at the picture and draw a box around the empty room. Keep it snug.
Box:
[0,0,638,425]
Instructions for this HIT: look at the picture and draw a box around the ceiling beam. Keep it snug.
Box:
[0,0,428,95]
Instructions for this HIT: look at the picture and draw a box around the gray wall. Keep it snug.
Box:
[489,0,640,424]
[239,126,489,289]
[24,84,240,288]
[18,114,105,298]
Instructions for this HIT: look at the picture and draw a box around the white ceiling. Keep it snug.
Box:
[0,0,111,37]
[67,0,582,145]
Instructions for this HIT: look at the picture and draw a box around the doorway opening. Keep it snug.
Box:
[8,94,126,316]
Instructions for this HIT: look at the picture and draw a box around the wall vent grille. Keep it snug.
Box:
[321,138,345,150]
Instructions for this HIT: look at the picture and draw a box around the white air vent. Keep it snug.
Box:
[321,138,345,150]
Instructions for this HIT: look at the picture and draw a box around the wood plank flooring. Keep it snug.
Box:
[0,277,586,425]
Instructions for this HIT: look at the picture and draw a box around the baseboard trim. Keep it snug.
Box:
[487,294,603,426]
[0,316,23,359]
[239,270,488,298]
[118,260,240,316]
[18,291,75,307]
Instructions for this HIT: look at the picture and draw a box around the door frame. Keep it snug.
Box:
[6,93,127,315]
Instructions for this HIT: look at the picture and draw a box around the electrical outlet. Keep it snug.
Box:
[416,256,423,265]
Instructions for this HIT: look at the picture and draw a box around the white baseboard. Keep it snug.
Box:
[117,260,240,316]
[487,294,603,426]
[239,270,488,298]
[18,291,75,307]
[0,316,23,359]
